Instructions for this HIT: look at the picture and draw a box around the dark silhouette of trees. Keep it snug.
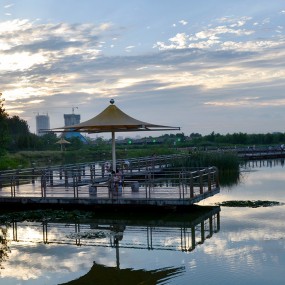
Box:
[0,93,9,155]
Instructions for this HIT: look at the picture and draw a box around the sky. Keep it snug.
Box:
[1,0,285,138]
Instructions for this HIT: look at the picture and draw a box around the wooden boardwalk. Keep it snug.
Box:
[0,155,220,209]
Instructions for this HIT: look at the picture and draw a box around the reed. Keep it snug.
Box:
[170,151,240,187]
[184,151,239,172]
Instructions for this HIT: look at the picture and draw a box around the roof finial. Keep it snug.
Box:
[110,99,115,105]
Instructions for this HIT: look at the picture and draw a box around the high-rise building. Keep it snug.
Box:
[62,112,88,144]
[36,114,50,136]
[64,114,81,126]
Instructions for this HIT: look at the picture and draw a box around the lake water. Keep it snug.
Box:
[0,159,285,285]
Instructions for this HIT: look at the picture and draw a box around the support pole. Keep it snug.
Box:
[112,131,116,171]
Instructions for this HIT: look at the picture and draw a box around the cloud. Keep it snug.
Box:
[4,3,14,9]
[179,20,188,26]
[1,9,285,135]
[154,22,256,51]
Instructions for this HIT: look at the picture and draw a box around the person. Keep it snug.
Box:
[104,161,110,174]
[116,169,123,194]
[111,169,123,195]
[123,160,130,171]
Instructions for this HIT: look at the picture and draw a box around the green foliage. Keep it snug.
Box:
[0,153,29,170]
[189,131,285,147]
[0,93,9,155]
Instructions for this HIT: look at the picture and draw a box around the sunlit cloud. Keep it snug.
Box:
[179,20,188,25]
[1,1,285,135]
[4,4,14,9]
[0,52,47,71]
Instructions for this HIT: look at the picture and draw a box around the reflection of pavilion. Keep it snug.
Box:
[10,207,220,252]
[7,207,220,284]
[60,262,185,285]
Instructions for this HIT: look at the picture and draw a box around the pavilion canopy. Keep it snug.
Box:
[52,99,180,170]
[54,100,180,134]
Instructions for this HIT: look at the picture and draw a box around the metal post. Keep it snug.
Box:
[12,221,18,241]
[209,216,213,237]
[199,170,204,194]
[16,169,19,186]
[43,222,48,244]
[207,168,212,192]
[201,221,205,243]
[32,168,35,184]
[179,172,182,199]
[64,169,68,187]
[11,176,16,197]
[217,212,220,232]
[49,168,53,187]
[215,167,219,188]
[101,164,104,178]
[59,167,63,180]
[73,175,76,198]
[145,174,148,199]
[77,166,81,183]
[190,173,194,198]
[191,226,195,251]
[112,131,116,172]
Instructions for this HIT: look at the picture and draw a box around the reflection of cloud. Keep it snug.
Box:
[201,206,285,274]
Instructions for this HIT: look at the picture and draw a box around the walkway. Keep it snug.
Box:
[0,155,220,209]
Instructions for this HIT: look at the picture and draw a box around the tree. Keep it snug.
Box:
[6,116,30,150]
[0,93,9,154]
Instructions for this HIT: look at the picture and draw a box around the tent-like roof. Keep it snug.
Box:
[55,137,71,144]
[55,100,180,133]
[52,99,180,170]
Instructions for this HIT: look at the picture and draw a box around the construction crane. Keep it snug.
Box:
[72,106,78,114]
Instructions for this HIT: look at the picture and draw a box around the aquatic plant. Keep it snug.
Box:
[0,209,95,224]
[217,200,281,208]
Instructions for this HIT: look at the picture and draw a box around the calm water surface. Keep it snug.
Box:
[0,159,285,285]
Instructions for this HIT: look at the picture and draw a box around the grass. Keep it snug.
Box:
[0,153,29,170]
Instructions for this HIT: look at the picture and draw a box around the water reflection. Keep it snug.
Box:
[60,262,185,285]
[241,158,285,168]
[0,207,220,284]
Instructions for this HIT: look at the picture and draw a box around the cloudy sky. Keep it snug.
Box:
[1,0,285,137]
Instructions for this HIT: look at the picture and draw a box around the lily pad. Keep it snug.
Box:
[217,200,281,208]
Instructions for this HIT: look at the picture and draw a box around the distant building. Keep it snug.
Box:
[62,112,88,144]
[36,114,50,136]
[64,114,81,126]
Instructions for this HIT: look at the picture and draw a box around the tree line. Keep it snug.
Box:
[1,93,285,155]
[0,93,84,154]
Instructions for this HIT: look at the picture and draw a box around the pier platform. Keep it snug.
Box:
[0,155,220,210]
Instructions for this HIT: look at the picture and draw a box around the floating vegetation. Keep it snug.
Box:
[0,209,95,224]
[217,200,281,208]
[67,231,108,239]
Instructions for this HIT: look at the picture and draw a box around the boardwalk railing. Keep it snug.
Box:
[0,154,187,188]
[0,154,219,206]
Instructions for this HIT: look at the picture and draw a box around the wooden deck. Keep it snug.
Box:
[0,155,220,210]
